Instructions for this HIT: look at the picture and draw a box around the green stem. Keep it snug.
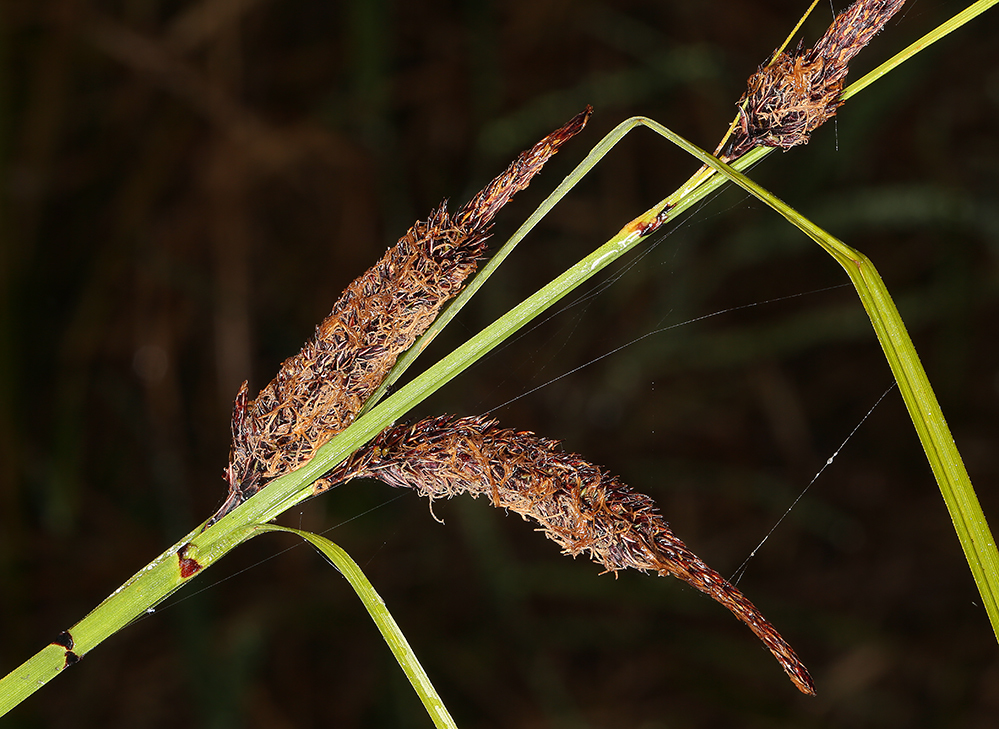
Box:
[842,0,999,102]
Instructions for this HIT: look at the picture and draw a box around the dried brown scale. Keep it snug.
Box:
[725,0,907,158]
[209,108,592,523]
[327,414,815,695]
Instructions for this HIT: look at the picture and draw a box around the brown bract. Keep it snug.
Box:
[329,414,816,695]
[725,0,907,158]
[210,107,592,524]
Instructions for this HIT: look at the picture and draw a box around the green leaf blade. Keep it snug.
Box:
[255,525,459,729]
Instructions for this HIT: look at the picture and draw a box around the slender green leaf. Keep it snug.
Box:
[642,123,999,641]
[254,525,459,729]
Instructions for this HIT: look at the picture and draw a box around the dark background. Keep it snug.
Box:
[3,0,998,726]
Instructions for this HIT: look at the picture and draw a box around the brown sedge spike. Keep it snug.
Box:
[210,108,592,524]
[725,0,908,159]
[328,415,816,695]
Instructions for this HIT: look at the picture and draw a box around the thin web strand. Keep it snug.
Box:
[730,381,898,586]
[488,283,851,413]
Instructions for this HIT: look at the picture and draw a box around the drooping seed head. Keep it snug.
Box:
[329,414,815,695]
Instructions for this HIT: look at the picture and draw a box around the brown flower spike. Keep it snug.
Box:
[217,99,818,692]
[328,415,816,695]
[212,107,592,522]
[725,0,908,158]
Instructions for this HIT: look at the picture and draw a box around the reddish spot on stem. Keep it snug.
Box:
[51,630,74,650]
[620,205,671,238]
[177,542,203,579]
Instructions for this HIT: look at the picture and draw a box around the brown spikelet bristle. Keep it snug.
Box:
[328,414,816,695]
[725,0,907,158]
[210,108,592,523]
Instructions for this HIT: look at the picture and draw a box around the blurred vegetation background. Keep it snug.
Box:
[2,0,998,726]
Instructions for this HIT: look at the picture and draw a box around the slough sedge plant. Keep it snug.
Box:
[3,0,998,723]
